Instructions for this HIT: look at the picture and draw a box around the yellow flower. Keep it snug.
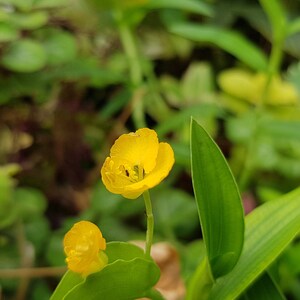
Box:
[101,128,174,199]
[63,221,108,277]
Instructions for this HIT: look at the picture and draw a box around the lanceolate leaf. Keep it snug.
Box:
[190,119,244,279]
[169,23,268,71]
[209,187,300,299]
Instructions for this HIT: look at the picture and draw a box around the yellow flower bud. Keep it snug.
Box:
[63,221,108,277]
[101,128,175,199]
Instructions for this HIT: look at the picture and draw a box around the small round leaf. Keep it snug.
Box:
[1,39,47,72]
[41,29,77,66]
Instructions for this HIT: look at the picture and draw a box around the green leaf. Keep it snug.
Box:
[260,119,300,141]
[0,172,17,229]
[9,11,48,30]
[33,0,64,8]
[14,187,47,221]
[155,103,220,136]
[169,23,268,71]
[153,188,198,238]
[105,241,146,262]
[146,0,213,17]
[209,187,300,299]
[64,258,160,300]
[1,39,46,72]
[39,29,77,66]
[0,22,19,42]
[240,272,285,300]
[6,0,35,11]
[287,17,300,36]
[190,119,244,279]
[50,271,83,300]
[181,62,214,103]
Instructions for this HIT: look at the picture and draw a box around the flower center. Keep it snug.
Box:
[121,164,145,182]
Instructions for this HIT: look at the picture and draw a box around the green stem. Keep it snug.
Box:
[238,24,285,191]
[143,190,154,258]
[114,9,146,128]
[260,34,284,109]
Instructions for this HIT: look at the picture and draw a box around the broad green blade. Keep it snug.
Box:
[240,272,286,300]
[190,119,244,279]
[169,23,268,71]
[64,258,160,300]
[209,187,300,299]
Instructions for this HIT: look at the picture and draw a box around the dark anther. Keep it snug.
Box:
[125,170,129,177]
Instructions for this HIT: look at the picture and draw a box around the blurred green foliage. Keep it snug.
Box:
[1,0,300,298]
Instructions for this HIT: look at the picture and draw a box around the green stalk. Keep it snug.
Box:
[143,190,154,257]
[114,9,146,128]
[238,1,286,190]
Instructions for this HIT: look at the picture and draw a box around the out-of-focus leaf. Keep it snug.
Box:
[14,187,47,221]
[191,120,244,279]
[146,0,213,17]
[170,142,190,168]
[155,103,220,136]
[287,17,300,35]
[34,0,65,8]
[226,113,257,143]
[9,11,48,29]
[181,240,206,281]
[181,62,214,103]
[0,243,19,290]
[160,75,182,107]
[1,39,46,72]
[260,119,300,141]
[25,217,50,255]
[40,29,77,66]
[31,280,52,300]
[0,22,19,42]
[169,23,268,71]
[256,186,283,203]
[283,243,300,275]
[47,58,124,87]
[286,61,300,93]
[209,187,300,299]
[46,232,65,267]
[240,272,285,300]
[0,165,20,229]
[153,188,198,238]
[6,0,35,11]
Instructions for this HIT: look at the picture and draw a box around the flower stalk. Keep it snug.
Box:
[143,190,154,258]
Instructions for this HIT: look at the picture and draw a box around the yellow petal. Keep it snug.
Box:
[110,128,159,173]
[122,142,175,199]
[101,157,133,195]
